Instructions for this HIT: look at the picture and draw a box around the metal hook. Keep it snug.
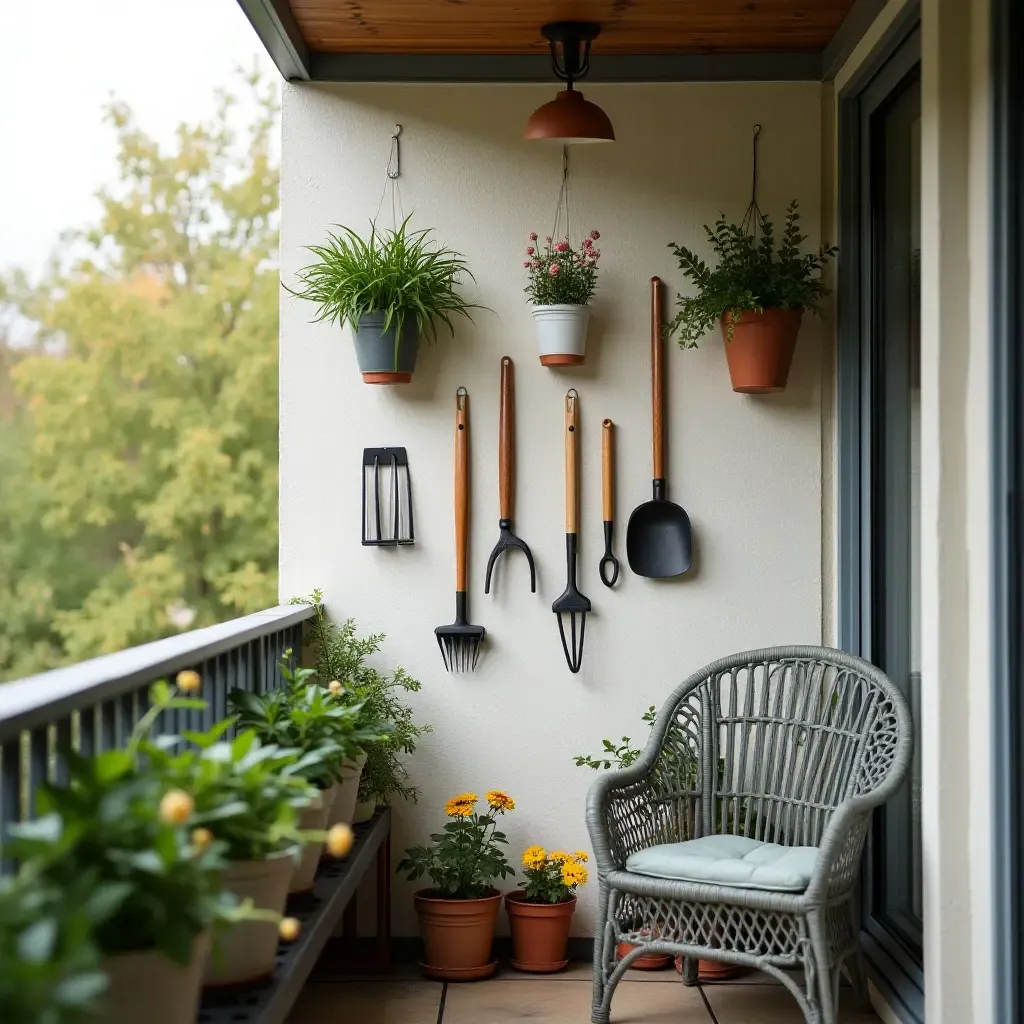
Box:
[387,124,402,180]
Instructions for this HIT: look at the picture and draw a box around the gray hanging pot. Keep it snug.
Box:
[353,313,421,384]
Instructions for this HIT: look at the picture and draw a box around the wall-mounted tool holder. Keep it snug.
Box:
[361,447,414,546]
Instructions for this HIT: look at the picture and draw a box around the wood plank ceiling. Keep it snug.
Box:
[286,0,859,55]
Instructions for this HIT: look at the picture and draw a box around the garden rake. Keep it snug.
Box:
[436,387,485,672]
[552,389,590,673]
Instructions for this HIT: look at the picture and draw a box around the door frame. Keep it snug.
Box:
[836,6,923,1022]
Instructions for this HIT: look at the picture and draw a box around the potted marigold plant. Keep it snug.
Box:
[524,229,602,366]
[288,216,481,384]
[666,202,836,393]
[506,847,588,973]
[397,790,515,981]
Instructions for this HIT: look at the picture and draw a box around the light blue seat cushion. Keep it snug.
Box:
[625,835,818,892]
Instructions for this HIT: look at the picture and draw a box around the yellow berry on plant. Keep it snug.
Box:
[191,827,213,851]
[279,917,301,942]
[175,669,201,693]
[328,680,342,695]
[326,823,354,858]
[159,789,194,825]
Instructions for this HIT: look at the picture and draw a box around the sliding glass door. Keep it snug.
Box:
[838,22,923,1023]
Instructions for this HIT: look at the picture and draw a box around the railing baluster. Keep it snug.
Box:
[54,717,72,786]
[28,728,48,816]
[100,701,117,751]
[79,706,97,756]
[1,739,21,854]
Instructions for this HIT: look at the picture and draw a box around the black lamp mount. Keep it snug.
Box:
[542,22,602,91]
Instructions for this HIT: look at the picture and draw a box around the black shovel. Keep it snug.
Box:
[626,277,692,578]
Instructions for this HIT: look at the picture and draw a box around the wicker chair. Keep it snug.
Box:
[586,646,912,1024]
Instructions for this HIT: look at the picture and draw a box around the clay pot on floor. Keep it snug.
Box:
[616,940,673,971]
[103,932,210,1024]
[505,892,576,973]
[328,753,368,827]
[289,790,330,894]
[414,888,502,981]
[674,954,745,982]
[204,853,293,987]
[720,308,803,393]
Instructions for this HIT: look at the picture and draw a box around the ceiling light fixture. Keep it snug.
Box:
[523,22,615,144]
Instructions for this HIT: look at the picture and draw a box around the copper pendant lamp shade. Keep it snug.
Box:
[524,22,615,144]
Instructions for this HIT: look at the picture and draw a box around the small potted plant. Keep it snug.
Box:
[288,216,481,384]
[397,790,515,981]
[666,201,837,393]
[524,229,602,366]
[302,591,431,823]
[506,847,588,972]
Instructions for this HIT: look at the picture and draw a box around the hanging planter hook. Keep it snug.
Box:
[387,124,402,180]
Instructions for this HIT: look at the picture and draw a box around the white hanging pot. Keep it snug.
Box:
[531,304,591,367]
[204,854,293,987]
[328,752,368,827]
[104,932,210,1024]
[289,790,331,894]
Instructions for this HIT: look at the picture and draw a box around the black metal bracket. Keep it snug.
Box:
[541,21,601,88]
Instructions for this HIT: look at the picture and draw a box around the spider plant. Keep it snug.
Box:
[287,216,482,345]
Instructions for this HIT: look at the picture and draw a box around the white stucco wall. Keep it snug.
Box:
[279,81,824,934]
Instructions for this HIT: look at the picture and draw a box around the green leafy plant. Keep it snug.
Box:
[229,651,387,788]
[287,216,482,350]
[573,706,657,770]
[397,791,516,899]
[518,846,588,904]
[666,201,837,348]
[141,722,323,862]
[301,591,430,806]
[0,863,108,1024]
[523,229,602,305]
[4,683,233,966]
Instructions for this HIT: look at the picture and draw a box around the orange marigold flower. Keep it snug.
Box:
[521,845,547,869]
[561,861,588,888]
[550,850,573,864]
[573,850,589,863]
[485,790,515,812]
[444,795,477,817]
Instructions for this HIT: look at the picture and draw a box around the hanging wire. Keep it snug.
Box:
[739,124,767,239]
[375,124,405,230]
[550,146,575,244]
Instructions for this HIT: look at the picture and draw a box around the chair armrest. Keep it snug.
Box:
[803,797,874,902]
[585,762,659,874]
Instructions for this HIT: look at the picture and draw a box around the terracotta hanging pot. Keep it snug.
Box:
[505,892,576,973]
[616,940,673,971]
[289,790,330,894]
[413,888,502,981]
[720,308,803,393]
[204,854,293,987]
[103,932,210,1024]
[328,753,368,827]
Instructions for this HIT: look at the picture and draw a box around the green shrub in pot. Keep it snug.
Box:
[287,216,482,384]
[302,590,430,822]
[666,201,837,393]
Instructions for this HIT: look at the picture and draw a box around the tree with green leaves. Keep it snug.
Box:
[0,73,281,681]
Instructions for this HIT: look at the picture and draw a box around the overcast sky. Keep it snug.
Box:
[0,0,278,280]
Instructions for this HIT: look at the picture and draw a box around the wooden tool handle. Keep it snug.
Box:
[565,390,579,534]
[651,276,665,480]
[602,419,614,521]
[455,387,469,591]
[498,356,514,519]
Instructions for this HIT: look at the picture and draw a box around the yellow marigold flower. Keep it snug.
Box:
[326,823,354,858]
[279,917,301,942]
[328,680,343,695]
[573,850,589,863]
[521,845,547,869]
[159,789,194,825]
[175,670,201,693]
[550,850,573,864]
[190,827,213,851]
[444,793,478,816]
[485,790,515,811]
[561,861,588,888]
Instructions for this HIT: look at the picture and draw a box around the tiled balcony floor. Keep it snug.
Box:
[288,964,880,1023]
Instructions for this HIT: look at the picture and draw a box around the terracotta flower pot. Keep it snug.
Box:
[674,954,745,981]
[532,304,590,366]
[616,940,673,971]
[289,790,330,894]
[353,313,420,384]
[328,753,368,827]
[413,888,502,981]
[505,892,576,973]
[103,932,210,1024]
[720,308,803,393]
[204,854,293,987]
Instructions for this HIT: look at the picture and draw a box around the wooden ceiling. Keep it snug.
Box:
[286,0,859,56]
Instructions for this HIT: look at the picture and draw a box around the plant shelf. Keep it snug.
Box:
[197,808,391,1024]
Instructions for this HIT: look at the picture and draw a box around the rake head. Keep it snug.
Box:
[435,592,485,673]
